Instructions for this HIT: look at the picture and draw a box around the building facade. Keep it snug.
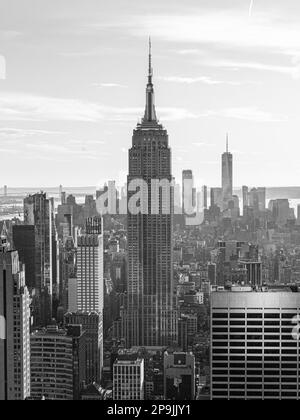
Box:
[211,290,300,400]
[123,41,177,347]
[164,351,196,400]
[113,355,145,400]
[30,325,86,400]
[64,312,103,384]
[24,193,56,326]
[0,247,31,400]
[76,217,104,313]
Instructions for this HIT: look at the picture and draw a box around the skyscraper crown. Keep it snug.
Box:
[142,38,158,125]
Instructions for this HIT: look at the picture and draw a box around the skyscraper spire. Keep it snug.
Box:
[143,37,157,123]
[148,37,152,83]
[226,133,229,153]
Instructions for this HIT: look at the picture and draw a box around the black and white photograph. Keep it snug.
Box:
[1,0,300,406]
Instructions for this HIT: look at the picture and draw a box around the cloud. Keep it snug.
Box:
[204,107,287,123]
[0,92,197,123]
[249,0,254,18]
[67,139,106,146]
[0,55,5,80]
[159,75,241,85]
[0,147,18,154]
[93,82,128,88]
[0,93,284,126]
[0,30,21,40]
[0,128,66,137]
[107,10,300,78]
[176,49,203,56]
[23,142,101,161]
[0,93,104,122]
[192,142,216,148]
[208,59,300,78]
[129,11,300,51]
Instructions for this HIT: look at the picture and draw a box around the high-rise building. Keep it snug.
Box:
[222,135,233,209]
[297,204,300,225]
[211,290,300,400]
[71,216,104,382]
[124,41,177,347]
[248,188,266,212]
[242,186,249,210]
[239,261,263,287]
[269,199,294,226]
[113,354,145,400]
[24,193,55,326]
[164,351,196,400]
[58,236,76,316]
[197,185,208,213]
[64,312,103,384]
[182,170,194,216]
[76,217,104,313]
[30,324,86,400]
[256,188,266,212]
[214,241,260,287]
[210,187,223,209]
[208,262,217,286]
[202,185,208,210]
[174,183,181,212]
[3,185,7,197]
[0,244,31,401]
[12,225,36,290]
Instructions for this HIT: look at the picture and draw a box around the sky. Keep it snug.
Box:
[0,0,300,188]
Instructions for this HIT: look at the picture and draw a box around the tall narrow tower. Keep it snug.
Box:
[0,247,31,401]
[76,217,104,313]
[24,192,54,326]
[124,41,177,347]
[222,134,233,209]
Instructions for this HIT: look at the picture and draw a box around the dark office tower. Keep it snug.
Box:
[58,237,76,317]
[222,135,233,210]
[51,206,60,313]
[182,170,194,216]
[178,317,188,352]
[24,192,54,326]
[124,41,177,347]
[208,262,217,286]
[12,225,36,290]
[242,186,249,210]
[64,312,102,384]
[30,325,86,400]
[202,185,208,210]
[164,351,196,400]
[0,246,31,400]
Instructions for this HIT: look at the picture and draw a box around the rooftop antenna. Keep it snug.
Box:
[226,133,229,153]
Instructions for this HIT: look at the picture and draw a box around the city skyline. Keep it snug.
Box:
[1,0,300,404]
[1,0,300,187]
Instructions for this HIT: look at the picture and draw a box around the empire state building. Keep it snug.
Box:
[123,41,177,347]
